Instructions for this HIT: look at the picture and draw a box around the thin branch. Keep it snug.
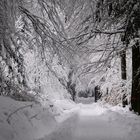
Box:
[7,104,33,124]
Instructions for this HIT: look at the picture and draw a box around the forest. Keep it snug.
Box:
[0,0,140,140]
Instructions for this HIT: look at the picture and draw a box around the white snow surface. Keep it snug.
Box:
[40,103,140,140]
[0,96,77,140]
[0,96,140,140]
[0,96,58,140]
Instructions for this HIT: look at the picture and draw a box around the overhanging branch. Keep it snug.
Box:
[93,29,124,35]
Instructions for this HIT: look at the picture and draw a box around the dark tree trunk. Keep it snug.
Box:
[120,49,127,107]
[131,41,140,114]
[120,49,127,80]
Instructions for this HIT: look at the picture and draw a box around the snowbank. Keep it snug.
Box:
[0,96,57,140]
[53,99,79,122]
[0,96,80,140]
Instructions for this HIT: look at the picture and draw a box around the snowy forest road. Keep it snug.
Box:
[39,103,140,140]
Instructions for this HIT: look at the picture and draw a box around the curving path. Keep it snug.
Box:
[39,103,140,140]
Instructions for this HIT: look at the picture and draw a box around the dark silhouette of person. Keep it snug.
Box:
[94,85,101,102]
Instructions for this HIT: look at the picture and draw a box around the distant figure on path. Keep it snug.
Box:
[94,85,101,102]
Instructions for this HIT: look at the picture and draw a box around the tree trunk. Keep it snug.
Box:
[131,41,140,114]
[120,49,127,80]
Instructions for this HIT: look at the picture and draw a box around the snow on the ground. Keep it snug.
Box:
[1,96,140,140]
[0,96,78,140]
[40,102,140,140]
[53,99,79,122]
[76,97,95,104]
[0,96,58,140]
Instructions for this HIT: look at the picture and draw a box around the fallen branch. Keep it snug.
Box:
[7,104,33,124]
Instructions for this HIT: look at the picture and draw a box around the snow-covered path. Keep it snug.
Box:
[40,103,140,140]
[72,108,129,140]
